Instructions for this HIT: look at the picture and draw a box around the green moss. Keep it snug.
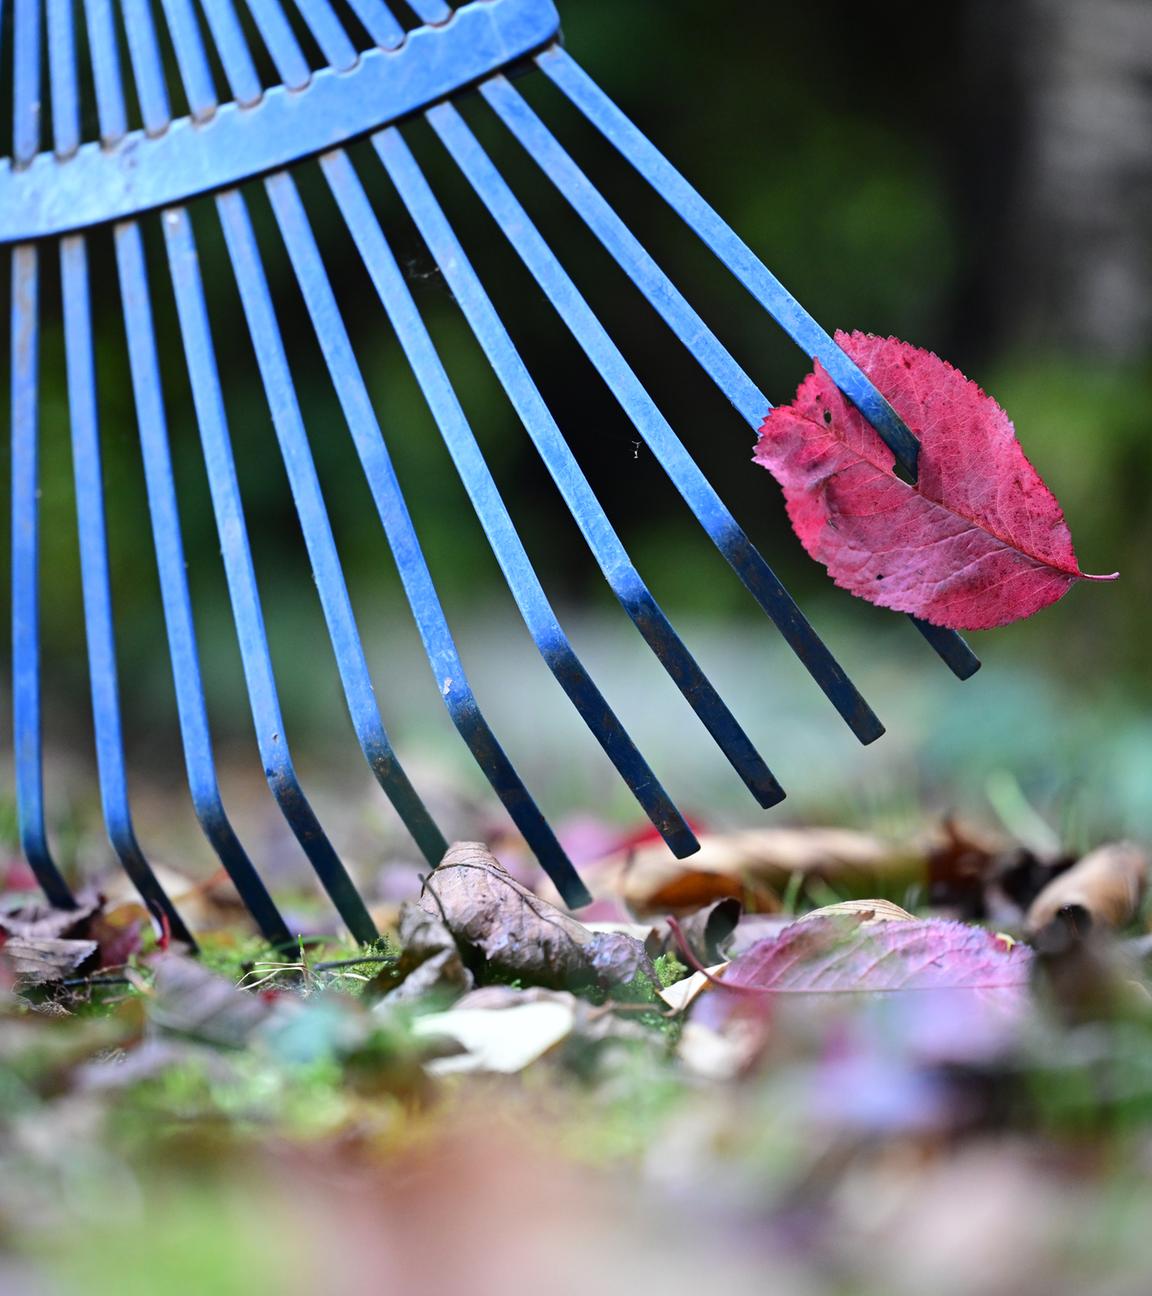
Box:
[654,953,688,989]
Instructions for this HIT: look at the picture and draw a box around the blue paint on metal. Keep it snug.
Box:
[158,0,220,122]
[538,47,981,682]
[47,0,82,159]
[162,205,381,943]
[273,158,593,907]
[376,126,785,810]
[10,245,77,910]
[198,0,263,107]
[294,0,359,72]
[427,100,885,746]
[3,0,986,938]
[12,0,41,166]
[0,0,562,242]
[60,233,195,946]
[122,0,174,135]
[83,0,129,145]
[114,219,293,947]
[404,0,453,25]
[346,0,405,50]
[247,0,312,89]
[216,187,450,889]
[314,151,696,867]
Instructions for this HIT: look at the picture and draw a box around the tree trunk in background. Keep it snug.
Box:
[1007,0,1152,359]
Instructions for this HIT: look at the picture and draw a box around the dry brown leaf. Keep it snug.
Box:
[1026,841,1148,934]
[1,936,99,984]
[606,828,921,917]
[420,841,656,991]
[798,898,915,924]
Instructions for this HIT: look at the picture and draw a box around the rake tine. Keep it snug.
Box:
[402,0,451,24]
[344,0,405,50]
[197,0,263,106]
[478,81,988,692]
[214,187,452,865]
[11,0,75,907]
[12,0,41,166]
[538,48,981,683]
[245,0,311,89]
[157,0,220,122]
[374,127,785,810]
[59,233,194,945]
[82,0,128,145]
[269,163,594,906]
[480,77,765,431]
[121,0,172,135]
[114,220,293,947]
[10,246,76,910]
[427,102,885,746]
[11,0,74,907]
[292,0,357,71]
[41,0,188,939]
[162,204,378,942]
[46,0,81,159]
[312,154,699,864]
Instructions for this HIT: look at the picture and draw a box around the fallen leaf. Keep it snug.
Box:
[1026,842,1148,934]
[754,331,1115,629]
[382,901,475,1003]
[609,827,920,917]
[659,963,730,1012]
[149,954,274,1048]
[420,841,656,993]
[413,988,579,1074]
[797,898,915,923]
[0,892,102,941]
[0,936,99,984]
[720,912,1032,1009]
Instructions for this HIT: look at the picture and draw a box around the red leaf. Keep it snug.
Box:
[722,912,1031,1007]
[754,332,1116,629]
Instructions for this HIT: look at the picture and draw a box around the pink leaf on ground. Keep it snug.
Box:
[754,331,1116,629]
[721,913,1031,1009]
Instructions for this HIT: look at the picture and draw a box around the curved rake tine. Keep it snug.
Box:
[538,48,980,683]
[60,234,193,945]
[46,0,81,159]
[157,0,220,122]
[10,246,75,909]
[117,0,290,944]
[82,0,129,146]
[245,0,311,89]
[427,101,885,746]
[293,0,357,70]
[115,220,293,947]
[197,0,263,106]
[11,0,76,908]
[121,0,172,135]
[344,0,405,50]
[269,164,594,906]
[403,1,452,24]
[12,0,43,166]
[215,188,450,865]
[374,127,785,810]
[310,156,698,864]
[163,205,378,943]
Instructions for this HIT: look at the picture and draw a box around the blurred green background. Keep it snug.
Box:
[1,0,1149,885]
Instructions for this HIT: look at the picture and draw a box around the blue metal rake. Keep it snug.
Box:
[2,0,980,949]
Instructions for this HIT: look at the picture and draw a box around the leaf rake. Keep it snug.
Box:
[2,0,980,948]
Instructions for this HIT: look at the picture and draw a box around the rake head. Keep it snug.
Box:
[2,0,980,947]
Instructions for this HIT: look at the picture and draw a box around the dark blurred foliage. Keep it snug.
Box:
[0,0,1148,762]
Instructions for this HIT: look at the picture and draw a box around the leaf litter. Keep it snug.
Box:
[2,820,1152,1295]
